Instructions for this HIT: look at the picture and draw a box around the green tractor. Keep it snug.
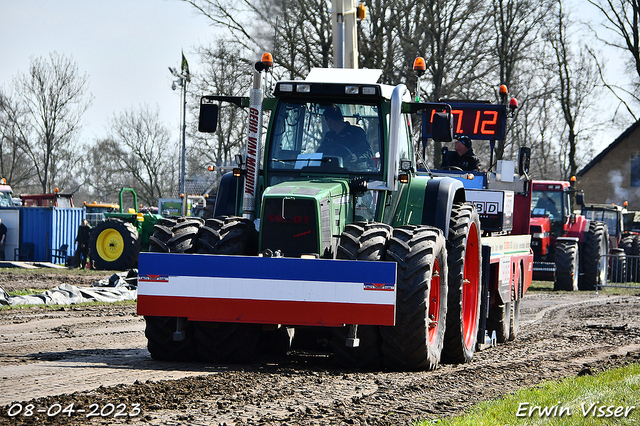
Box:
[89,188,163,270]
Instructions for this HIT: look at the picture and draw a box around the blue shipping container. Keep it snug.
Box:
[19,207,85,263]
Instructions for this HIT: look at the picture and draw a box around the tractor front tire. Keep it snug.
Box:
[487,301,511,343]
[145,316,195,361]
[508,266,523,341]
[381,226,448,371]
[90,218,141,270]
[554,240,579,291]
[333,222,392,370]
[191,216,264,362]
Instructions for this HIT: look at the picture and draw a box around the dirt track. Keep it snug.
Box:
[1,272,640,425]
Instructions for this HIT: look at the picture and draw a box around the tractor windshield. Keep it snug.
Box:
[0,191,13,207]
[583,209,619,236]
[268,101,382,175]
[531,191,564,220]
[531,190,571,237]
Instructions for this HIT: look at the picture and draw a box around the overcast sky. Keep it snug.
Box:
[0,0,213,144]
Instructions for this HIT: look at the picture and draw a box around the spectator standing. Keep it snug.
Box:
[0,218,6,261]
[74,219,92,269]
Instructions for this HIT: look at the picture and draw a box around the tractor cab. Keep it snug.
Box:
[531,181,572,238]
[0,179,14,207]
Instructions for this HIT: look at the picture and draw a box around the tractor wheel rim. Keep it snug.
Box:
[462,222,480,350]
[428,258,441,345]
[96,229,124,262]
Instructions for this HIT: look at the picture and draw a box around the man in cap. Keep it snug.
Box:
[440,135,481,171]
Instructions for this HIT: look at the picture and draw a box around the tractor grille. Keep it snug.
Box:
[261,198,320,257]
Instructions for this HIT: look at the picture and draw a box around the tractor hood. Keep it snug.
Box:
[259,178,353,258]
[529,216,551,233]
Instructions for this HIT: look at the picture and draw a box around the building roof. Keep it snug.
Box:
[577,119,640,177]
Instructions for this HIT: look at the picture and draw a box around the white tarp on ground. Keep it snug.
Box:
[0,271,138,306]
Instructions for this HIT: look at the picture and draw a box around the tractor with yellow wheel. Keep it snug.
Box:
[89,188,162,270]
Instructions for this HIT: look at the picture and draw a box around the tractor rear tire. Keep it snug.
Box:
[487,302,511,343]
[333,222,392,370]
[621,234,640,282]
[554,240,579,291]
[442,203,482,364]
[508,266,523,341]
[90,218,141,270]
[145,316,195,361]
[579,222,609,290]
[381,226,448,371]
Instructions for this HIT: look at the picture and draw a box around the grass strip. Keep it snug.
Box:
[424,363,640,425]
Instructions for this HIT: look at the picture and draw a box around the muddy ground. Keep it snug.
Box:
[0,271,640,425]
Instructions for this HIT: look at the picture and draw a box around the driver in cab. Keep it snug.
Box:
[440,135,481,172]
[320,105,373,164]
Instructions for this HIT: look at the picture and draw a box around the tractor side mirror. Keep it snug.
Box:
[198,97,219,133]
[431,112,453,142]
[575,192,584,207]
[518,146,531,176]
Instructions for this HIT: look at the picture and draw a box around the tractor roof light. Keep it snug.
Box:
[413,57,426,76]
[296,84,311,93]
[345,85,359,95]
[357,3,366,20]
[261,52,273,69]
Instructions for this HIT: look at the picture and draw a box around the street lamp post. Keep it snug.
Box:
[169,66,190,216]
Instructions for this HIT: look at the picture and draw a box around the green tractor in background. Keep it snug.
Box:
[89,188,163,270]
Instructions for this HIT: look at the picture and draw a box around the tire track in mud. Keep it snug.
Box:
[1,293,639,425]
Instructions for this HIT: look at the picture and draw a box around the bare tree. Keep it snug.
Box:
[105,105,178,205]
[182,0,333,79]
[411,0,493,167]
[0,90,34,188]
[187,40,254,187]
[81,138,131,202]
[588,0,640,108]
[490,0,550,161]
[7,52,92,193]
[547,1,604,178]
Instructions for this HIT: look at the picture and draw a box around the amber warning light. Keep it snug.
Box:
[261,52,273,68]
[413,57,426,74]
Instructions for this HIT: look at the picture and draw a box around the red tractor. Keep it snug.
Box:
[529,180,608,290]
